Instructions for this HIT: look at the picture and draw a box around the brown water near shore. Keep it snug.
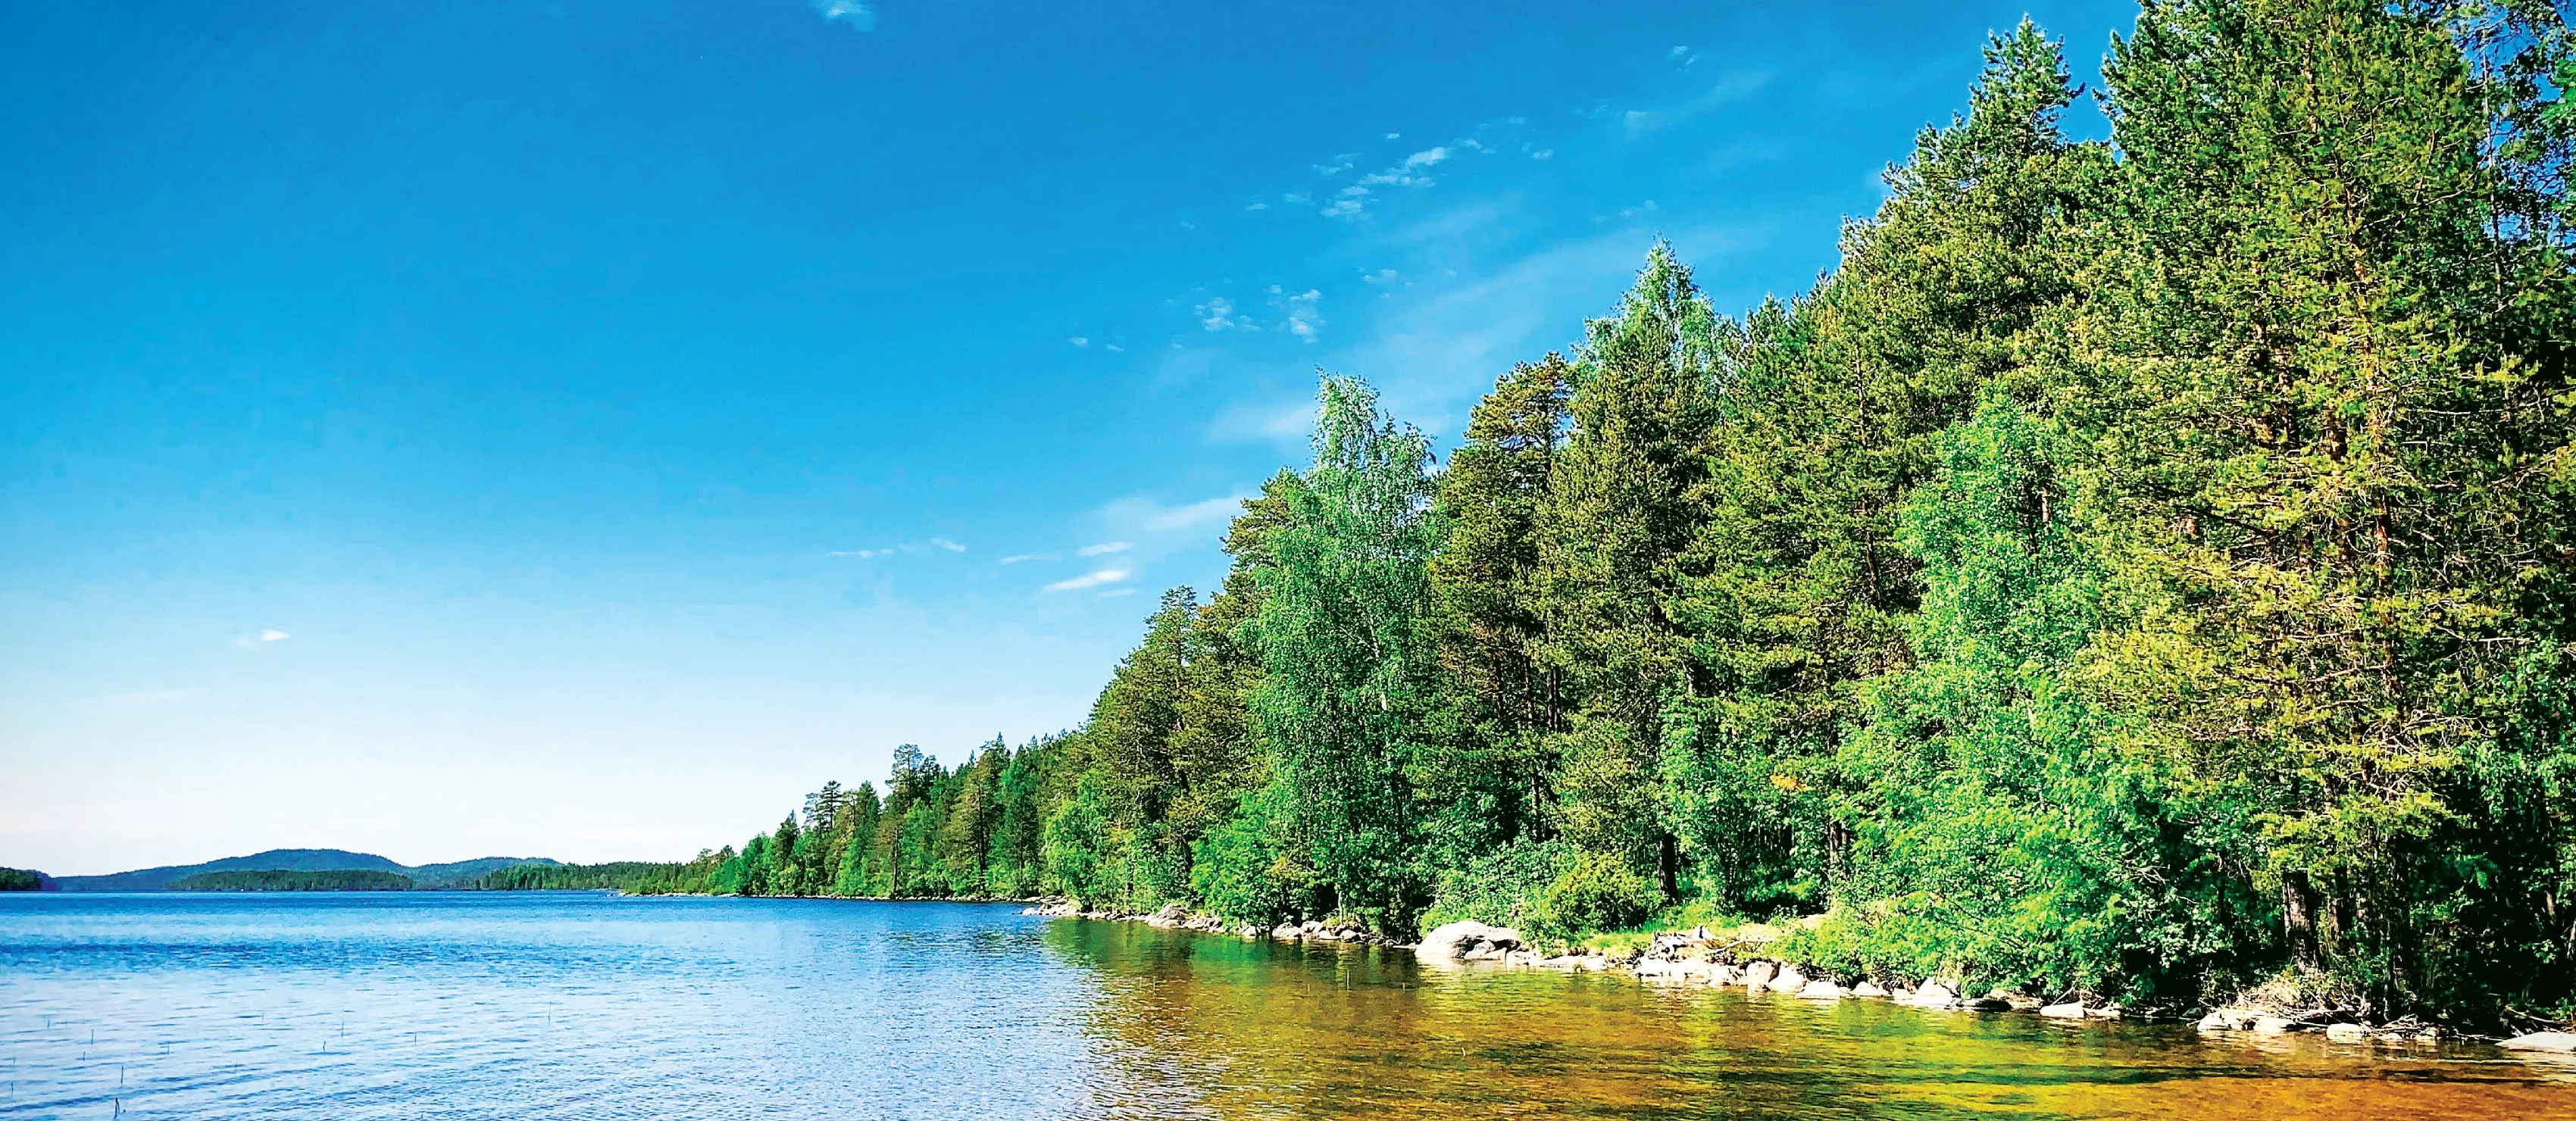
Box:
[1046,917,2576,1120]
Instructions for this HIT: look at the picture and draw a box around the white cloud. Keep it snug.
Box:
[1105,343,1125,352]
[1318,145,1463,219]
[811,0,877,32]
[1283,192,1312,206]
[1384,132,1401,140]
[1070,336,1089,347]
[1044,568,1131,593]
[832,538,966,560]
[1196,296,1245,332]
[1530,148,1555,161]
[1362,267,1399,286]
[1276,287,1322,341]
[260,629,290,642]
[1245,201,1269,211]
[999,552,1060,564]
[1077,542,1131,557]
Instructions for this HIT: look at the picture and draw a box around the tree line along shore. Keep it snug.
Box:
[333,0,2576,1038]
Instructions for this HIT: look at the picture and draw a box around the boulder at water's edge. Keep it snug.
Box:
[1415,920,1524,962]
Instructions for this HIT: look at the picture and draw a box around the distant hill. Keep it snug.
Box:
[0,867,54,891]
[173,869,414,891]
[52,849,559,891]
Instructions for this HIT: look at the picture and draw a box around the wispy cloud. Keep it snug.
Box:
[811,0,877,32]
[1044,568,1131,593]
[1617,69,1774,137]
[1070,336,1089,347]
[1196,295,1247,332]
[1274,286,1323,341]
[1108,494,1248,533]
[233,628,291,649]
[1208,398,1318,443]
[1077,541,1131,557]
[999,552,1060,564]
[831,538,967,560]
[1321,143,1471,219]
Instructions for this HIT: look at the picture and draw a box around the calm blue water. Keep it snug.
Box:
[5,892,2568,1120]
[0,894,1103,1119]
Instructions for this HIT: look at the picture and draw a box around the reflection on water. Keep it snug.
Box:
[1,895,2564,1119]
[1043,918,2576,1121]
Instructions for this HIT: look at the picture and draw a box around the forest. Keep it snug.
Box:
[677,0,2576,1026]
[466,858,728,894]
[170,870,416,891]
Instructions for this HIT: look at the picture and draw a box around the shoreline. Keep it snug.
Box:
[1023,903,2576,1060]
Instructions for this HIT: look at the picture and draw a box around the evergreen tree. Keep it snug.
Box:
[1537,243,1724,906]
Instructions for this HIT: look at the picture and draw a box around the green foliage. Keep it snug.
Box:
[173,870,413,891]
[1245,376,1446,930]
[468,857,722,894]
[1190,776,1303,924]
[1420,838,1577,933]
[677,0,2576,1027]
[0,868,44,891]
[1530,852,1654,943]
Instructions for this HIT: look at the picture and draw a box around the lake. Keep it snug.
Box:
[0,893,2566,1119]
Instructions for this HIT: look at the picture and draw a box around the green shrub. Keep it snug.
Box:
[1531,852,1653,941]
[1421,838,1576,932]
[1192,782,1303,924]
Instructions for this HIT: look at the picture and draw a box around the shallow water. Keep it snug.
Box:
[0,894,2565,1119]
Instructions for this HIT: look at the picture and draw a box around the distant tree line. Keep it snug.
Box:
[706,1,2576,1026]
[0,868,45,891]
[173,870,414,891]
[467,857,729,894]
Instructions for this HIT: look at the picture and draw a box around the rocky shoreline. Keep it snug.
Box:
[1024,902,2576,1058]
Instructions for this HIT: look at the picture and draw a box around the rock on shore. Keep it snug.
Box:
[1415,920,1524,963]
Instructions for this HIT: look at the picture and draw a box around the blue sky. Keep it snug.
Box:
[0,0,2137,874]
